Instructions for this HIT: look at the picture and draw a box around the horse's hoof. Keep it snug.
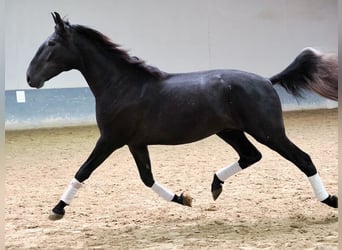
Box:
[212,188,222,201]
[49,207,65,221]
[211,174,223,201]
[321,195,338,208]
[172,193,193,207]
[181,193,193,207]
[49,211,65,220]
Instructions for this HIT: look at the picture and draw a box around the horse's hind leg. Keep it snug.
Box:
[128,145,192,207]
[254,132,337,208]
[211,130,262,200]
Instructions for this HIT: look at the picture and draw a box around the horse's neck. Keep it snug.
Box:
[77,46,127,98]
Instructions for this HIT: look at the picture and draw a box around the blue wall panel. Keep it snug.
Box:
[5,86,337,130]
[6,88,95,129]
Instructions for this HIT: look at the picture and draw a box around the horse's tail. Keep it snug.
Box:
[269,48,338,101]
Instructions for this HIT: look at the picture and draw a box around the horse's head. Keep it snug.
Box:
[27,12,79,88]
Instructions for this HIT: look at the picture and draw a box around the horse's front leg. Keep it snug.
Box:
[49,137,121,220]
[128,145,192,207]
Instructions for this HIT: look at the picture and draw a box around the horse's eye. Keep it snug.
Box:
[48,41,56,47]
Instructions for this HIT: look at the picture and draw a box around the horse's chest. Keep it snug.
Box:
[95,101,142,134]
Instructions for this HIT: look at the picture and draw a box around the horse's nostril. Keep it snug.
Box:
[27,75,31,84]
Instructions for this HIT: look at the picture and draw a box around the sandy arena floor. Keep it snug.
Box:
[5,109,338,249]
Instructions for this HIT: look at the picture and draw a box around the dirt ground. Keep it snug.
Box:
[5,109,338,249]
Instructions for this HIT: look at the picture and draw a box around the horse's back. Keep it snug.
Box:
[164,69,281,115]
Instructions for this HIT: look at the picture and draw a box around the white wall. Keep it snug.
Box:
[5,0,338,90]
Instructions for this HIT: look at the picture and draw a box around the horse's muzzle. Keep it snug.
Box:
[26,74,44,89]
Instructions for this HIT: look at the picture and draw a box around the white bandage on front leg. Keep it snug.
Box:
[308,173,329,201]
[151,182,175,202]
[60,178,83,205]
[216,162,242,182]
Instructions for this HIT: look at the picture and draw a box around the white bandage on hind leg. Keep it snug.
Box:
[151,182,175,202]
[60,178,83,205]
[216,162,242,182]
[308,173,329,201]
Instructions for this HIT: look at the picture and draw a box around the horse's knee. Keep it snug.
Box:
[239,150,262,169]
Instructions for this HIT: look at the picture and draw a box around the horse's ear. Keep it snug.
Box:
[51,12,66,34]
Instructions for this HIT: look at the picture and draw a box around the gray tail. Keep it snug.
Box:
[270,48,338,101]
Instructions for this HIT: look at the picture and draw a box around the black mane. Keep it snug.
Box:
[72,24,167,80]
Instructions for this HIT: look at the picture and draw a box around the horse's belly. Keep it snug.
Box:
[137,129,219,145]
[130,113,233,145]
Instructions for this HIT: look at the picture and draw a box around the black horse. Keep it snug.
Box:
[26,13,338,220]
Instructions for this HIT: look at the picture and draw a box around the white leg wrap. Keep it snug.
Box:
[60,178,83,205]
[308,173,329,201]
[151,182,174,202]
[216,162,242,182]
